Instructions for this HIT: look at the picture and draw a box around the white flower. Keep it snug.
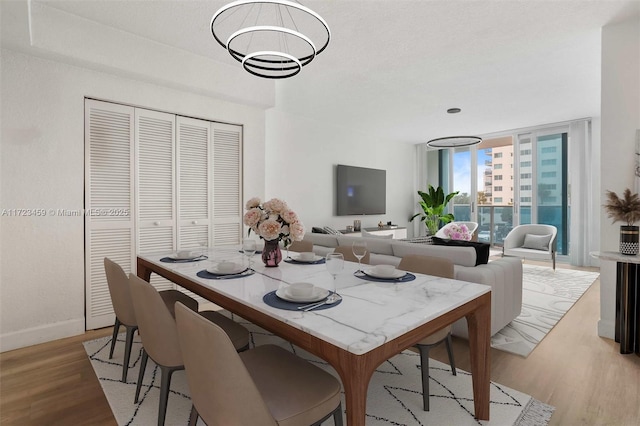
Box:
[243,208,262,227]
[258,219,282,241]
[245,197,261,210]
[263,198,288,214]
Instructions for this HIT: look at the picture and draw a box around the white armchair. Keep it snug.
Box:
[502,224,558,269]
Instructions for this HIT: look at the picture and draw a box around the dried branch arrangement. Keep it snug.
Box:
[604,188,640,226]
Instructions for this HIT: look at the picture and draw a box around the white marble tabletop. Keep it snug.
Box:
[591,251,640,264]
[140,247,491,356]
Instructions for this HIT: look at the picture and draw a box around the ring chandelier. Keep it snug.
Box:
[426,136,483,148]
[211,0,331,79]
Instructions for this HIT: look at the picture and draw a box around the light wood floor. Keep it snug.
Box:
[2,263,639,425]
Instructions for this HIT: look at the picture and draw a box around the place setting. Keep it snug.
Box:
[196,258,254,280]
[160,249,208,263]
[284,251,326,265]
[356,264,416,283]
[263,253,344,311]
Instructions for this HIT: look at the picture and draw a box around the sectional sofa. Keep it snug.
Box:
[302,232,523,338]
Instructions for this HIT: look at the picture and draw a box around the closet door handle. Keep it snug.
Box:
[154,221,160,226]
[192,220,198,225]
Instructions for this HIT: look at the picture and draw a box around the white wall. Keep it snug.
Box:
[0,48,267,351]
[265,109,416,234]
[599,16,640,339]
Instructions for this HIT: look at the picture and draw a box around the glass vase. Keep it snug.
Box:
[262,239,283,267]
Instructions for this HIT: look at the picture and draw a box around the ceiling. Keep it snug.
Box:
[32,0,640,144]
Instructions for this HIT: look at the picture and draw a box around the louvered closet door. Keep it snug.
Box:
[177,116,211,249]
[212,123,243,245]
[135,109,176,291]
[85,99,135,329]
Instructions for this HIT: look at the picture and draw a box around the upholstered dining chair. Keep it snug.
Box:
[397,254,457,411]
[128,274,250,426]
[333,245,371,264]
[288,239,314,252]
[174,302,344,426]
[103,257,199,382]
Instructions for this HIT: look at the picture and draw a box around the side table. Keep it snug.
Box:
[591,251,640,355]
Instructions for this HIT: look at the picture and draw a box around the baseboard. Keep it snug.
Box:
[597,319,615,340]
[0,318,85,353]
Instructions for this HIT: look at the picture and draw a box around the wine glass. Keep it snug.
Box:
[325,252,344,294]
[352,241,367,275]
[242,239,257,269]
[199,239,208,259]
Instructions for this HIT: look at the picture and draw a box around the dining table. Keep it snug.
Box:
[136,246,492,426]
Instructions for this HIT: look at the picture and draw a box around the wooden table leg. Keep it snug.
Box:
[332,354,374,426]
[136,258,153,282]
[465,292,491,420]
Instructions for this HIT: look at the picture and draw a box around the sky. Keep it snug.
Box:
[452,149,493,195]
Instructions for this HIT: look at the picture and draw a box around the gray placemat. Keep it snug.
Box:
[196,269,253,280]
[355,271,416,283]
[284,258,326,265]
[160,255,208,263]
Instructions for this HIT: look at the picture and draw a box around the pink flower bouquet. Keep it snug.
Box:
[442,223,472,241]
[243,197,305,246]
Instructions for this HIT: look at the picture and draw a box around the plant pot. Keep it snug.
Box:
[262,239,283,266]
[620,225,639,255]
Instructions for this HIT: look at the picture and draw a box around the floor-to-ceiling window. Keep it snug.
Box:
[516,130,569,255]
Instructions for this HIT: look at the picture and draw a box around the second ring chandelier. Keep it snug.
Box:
[211,0,331,79]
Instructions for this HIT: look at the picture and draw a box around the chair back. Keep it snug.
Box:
[288,240,313,253]
[398,255,454,279]
[104,258,137,326]
[333,245,371,264]
[128,274,183,368]
[175,303,276,426]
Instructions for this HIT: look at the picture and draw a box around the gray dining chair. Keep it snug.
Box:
[174,302,343,426]
[103,257,199,382]
[288,239,313,252]
[333,245,370,264]
[397,254,457,411]
[128,274,250,426]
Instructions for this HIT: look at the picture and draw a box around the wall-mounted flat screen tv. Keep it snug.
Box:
[336,164,386,216]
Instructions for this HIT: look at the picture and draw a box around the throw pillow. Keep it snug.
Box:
[362,229,394,239]
[522,234,552,251]
[431,237,490,265]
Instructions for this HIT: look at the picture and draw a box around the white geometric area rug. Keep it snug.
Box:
[491,264,600,358]
[85,321,554,426]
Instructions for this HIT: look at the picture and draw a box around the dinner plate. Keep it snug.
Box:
[292,254,323,263]
[363,268,406,279]
[275,287,329,303]
[206,264,247,275]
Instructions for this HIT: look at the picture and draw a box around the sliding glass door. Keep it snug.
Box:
[516,129,569,255]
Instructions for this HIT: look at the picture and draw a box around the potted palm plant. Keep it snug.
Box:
[604,188,640,255]
[410,185,459,236]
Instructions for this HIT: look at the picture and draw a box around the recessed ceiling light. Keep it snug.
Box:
[447,108,461,114]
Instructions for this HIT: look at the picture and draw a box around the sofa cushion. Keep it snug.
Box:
[522,233,552,251]
[303,233,339,248]
[361,229,394,239]
[336,236,395,256]
[391,241,477,267]
[431,237,490,265]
